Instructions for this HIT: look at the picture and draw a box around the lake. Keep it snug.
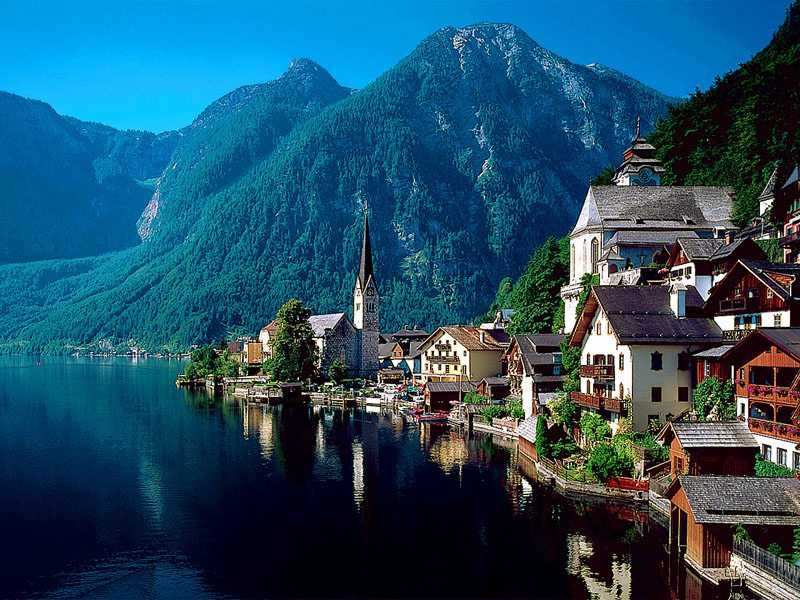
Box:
[0,357,716,599]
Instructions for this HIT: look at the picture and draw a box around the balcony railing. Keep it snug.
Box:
[579,364,615,379]
[779,231,800,247]
[749,418,800,443]
[747,385,800,406]
[604,397,625,414]
[571,391,603,409]
[427,355,460,364]
[722,329,754,342]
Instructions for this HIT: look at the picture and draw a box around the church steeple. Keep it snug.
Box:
[358,210,374,290]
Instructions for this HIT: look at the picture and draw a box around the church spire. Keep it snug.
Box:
[358,208,374,289]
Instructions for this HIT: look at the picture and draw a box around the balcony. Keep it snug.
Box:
[580,364,615,379]
[722,329,754,342]
[747,385,800,406]
[779,231,800,247]
[604,397,626,414]
[749,417,800,443]
[428,355,460,365]
[570,391,604,410]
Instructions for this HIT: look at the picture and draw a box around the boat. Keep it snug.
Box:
[416,411,449,423]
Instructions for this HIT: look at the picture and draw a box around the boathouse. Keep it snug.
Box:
[665,476,800,570]
[424,380,476,411]
[656,420,758,478]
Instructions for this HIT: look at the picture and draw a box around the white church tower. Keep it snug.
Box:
[354,210,379,378]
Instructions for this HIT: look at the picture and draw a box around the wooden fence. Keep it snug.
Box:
[733,538,800,590]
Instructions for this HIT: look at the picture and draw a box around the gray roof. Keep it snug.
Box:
[607,230,699,247]
[308,313,347,337]
[759,166,779,199]
[378,342,397,358]
[518,416,538,443]
[737,260,800,301]
[512,334,564,375]
[783,165,800,190]
[426,381,477,394]
[692,345,735,359]
[670,421,758,449]
[573,186,736,235]
[606,267,664,287]
[677,237,726,261]
[737,328,800,361]
[673,476,800,526]
[589,286,722,344]
[481,376,510,387]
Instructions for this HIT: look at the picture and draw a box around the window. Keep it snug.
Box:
[618,354,624,371]
[586,353,592,365]
[619,383,624,398]
[762,444,773,461]
[651,387,662,403]
[651,352,663,371]
[678,387,689,403]
[596,321,602,335]
[461,365,466,375]
[778,448,788,467]
[678,352,690,371]
[739,402,746,417]
[794,452,800,471]
[591,238,599,274]
[674,456,684,474]
[463,350,467,357]
[586,380,591,393]
[445,365,450,373]
[775,314,783,327]
[704,361,711,378]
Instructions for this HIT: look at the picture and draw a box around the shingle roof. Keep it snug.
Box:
[439,326,507,351]
[677,237,726,261]
[606,267,664,287]
[378,342,398,358]
[481,376,509,387]
[669,421,759,449]
[759,166,779,199]
[511,334,564,375]
[738,260,800,300]
[783,165,800,190]
[518,415,538,444]
[391,328,430,339]
[607,230,699,247]
[669,476,800,526]
[426,381,477,394]
[692,345,735,359]
[588,286,722,344]
[589,186,735,227]
[308,313,347,337]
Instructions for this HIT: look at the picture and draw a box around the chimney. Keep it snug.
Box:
[724,230,734,245]
[479,330,486,344]
[670,284,687,318]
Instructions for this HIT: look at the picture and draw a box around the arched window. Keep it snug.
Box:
[619,383,624,398]
[591,238,599,273]
[570,245,575,280]
[583,239,588,273]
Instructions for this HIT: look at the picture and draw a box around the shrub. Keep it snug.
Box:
[693,377,735,421]
[551,438,579,459]
[535,416,552,459]
[586,443,634,482]
[463,391,490,405]
[580,412,611,445]
[756,456,795,477]
[550,392,578,429]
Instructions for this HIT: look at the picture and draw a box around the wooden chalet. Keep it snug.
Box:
[476,376,510,400]
[770,164,800,263]
[503,333,565,417]
[657,420,758,478]
[692,344,735,385]
[704,259,800,336]
[665,476,800,571]
[424,380,476,411]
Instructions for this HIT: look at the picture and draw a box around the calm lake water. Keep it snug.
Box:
[0,357,715,599]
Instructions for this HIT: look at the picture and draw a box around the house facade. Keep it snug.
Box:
[570,285,722,431]
[416,327,506,384]
[504,334,565,418]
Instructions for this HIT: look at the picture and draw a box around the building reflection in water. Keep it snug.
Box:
[566,533,632,599]
[352,440,365,511]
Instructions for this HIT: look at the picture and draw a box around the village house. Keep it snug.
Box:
[656,420,758,479]
[561,128,735,333]
[377,328,428,378]
[665,476,800,572]
[767,164,800,262]
[258,212,380,378]
[503,333,565,418]
[726,328,800,471]
[570,285,722,431]
[703,259,800,336]
[424,380,477,412]
[416,326,507,384]
[664,235,766,300]
[475,376,510,400]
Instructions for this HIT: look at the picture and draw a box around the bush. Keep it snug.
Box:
[768,542,784,557]
[586,443,634,482]
[551,438,579,459]
[693,377,735,421]
[756,456,795,477]
[580,412,611,445]
[550,392,578,429]
[535,416,551,459]
[463,391,490,405]
[328,359,348,384]
[630,431,669,463]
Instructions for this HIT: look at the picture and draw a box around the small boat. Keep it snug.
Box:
[416,411,449,423]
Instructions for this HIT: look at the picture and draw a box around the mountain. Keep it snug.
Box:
[650,1,800,225]
[0,91,180,263]
[0,24,673,353]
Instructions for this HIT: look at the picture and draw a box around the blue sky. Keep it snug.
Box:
[0,0,791,132]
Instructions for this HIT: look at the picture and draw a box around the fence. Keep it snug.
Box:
[733,538,800,590]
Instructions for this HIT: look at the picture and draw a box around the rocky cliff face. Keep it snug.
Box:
[0,24,674,351]
[0,91,179,263]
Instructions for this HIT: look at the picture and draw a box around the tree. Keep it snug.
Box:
[550,392,578,429]
[328,358,348,384]
[586,443,634,482]
[590,165,616,186]
[756,456,795,477]
[693,377,735,421]
[793,526,800,563]
[580,412,611,446]
[183,344,240,380]
[535,415,552,459]
[266,299,318,382]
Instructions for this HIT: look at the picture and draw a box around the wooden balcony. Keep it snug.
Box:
[570,391,603,410]
[428,355,460,365]
[604,397,626,414]
[779,231,800,247]
[722,329,753,343]
[746,385,800,406]
[749,418,800,443]
[580,364,615,379]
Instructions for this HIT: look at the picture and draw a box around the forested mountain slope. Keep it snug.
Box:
[0,92,179,263]
[651,0,800,225]
[0,24,673,352]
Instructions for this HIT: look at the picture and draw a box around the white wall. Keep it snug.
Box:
[522,377,535,419]
[628,345,693,431]
[713,310,790,331]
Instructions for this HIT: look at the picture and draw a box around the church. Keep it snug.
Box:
[259,212,379,379]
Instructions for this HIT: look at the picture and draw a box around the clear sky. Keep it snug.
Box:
[0,0,791,132]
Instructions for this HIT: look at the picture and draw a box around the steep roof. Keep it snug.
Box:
[308,313,348,337]
[660,421,759,449]
[724,328,800,364]
[706,260,800,308]
[426,381,477,394]
[378,342,400,358]
[440,326,508,351]
[572,186,735,235]
[508,334,564,376]
[606,230,699,247]
[666,476,800,526]
[676,237,726,261]
[357,212,374,289]
[571,285,722,346]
